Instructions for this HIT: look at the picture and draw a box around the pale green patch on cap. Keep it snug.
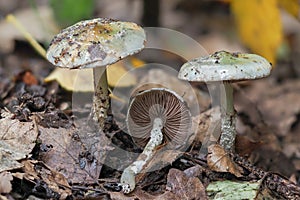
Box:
[178,51,272,82]
[46,18,146,69]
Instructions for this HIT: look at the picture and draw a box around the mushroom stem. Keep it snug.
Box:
[219,81,236,152]
[92,67,110,129]
[120,118,163,193]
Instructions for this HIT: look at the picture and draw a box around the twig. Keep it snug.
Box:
[232,153,300,199]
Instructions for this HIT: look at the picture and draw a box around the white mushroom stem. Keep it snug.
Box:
[219,81,236,152]
[92,67,109,129]
[120,118,163,193]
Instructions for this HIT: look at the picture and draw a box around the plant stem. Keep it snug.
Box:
[219,81,236,152]
[120,118,163,193]
[6,14,47,59]
[92,67,109,129]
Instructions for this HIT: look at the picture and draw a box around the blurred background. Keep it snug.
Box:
[1,0,300,76]
[0,0,300,181]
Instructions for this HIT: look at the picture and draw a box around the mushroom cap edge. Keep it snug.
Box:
[46,18,146,69]
[178,51,272,82]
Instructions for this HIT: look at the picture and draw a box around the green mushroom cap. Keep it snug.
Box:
[46,18,146,69]
[178,51,272,82]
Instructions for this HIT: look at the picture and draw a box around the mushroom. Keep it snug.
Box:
[178,51,272,152]
[120,88,192,193]
[46,18,146,129]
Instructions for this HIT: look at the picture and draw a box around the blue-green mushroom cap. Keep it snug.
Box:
[178,51,272,82]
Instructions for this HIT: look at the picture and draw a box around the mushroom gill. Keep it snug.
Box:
[127,88,192,149]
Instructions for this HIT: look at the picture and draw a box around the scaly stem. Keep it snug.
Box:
[219,81,236,152]
[92,67,109,130]
[120,118,163,193]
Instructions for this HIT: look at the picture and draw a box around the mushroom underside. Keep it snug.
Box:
[127,88,192,149]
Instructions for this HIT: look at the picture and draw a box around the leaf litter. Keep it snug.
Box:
[1,66,300,199]
[38,121,110,184]
[0,111,38,172]
[1,2,300,198]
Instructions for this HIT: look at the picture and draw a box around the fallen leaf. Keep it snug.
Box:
[183,165,203,178]
[44,60,137,92]
[158,168,207,200]
[44,68,93,92]
[231,0,283,64]
[141,150,183,173]
[107,60,137,87]
[21,160,71,198]
[0,111,38,172]
[0,172,13,194]
[207,144,242,177]
[38,122,110,183]
[136,150,183,186]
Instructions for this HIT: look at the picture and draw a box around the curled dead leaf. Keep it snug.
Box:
[207,144,242,177]
[162,168,207,200]
[21,160,72,198]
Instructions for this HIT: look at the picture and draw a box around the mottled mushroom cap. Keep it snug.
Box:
[126,88,192,149]
[178,51,272,82]
[46,18,146,69]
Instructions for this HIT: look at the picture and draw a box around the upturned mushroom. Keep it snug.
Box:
[178,51,272,152]
[120,88,192,193]
[46,18,146,129]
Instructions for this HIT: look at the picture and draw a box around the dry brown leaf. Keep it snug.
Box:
[38,123,110,184]
[21,160,71,198]
[22,160,39,181]
[157,168,207,200]
[207,144,242,177]
[0,172,13,194]
[183,165,202,178]
[0,111,38,172]
[135,149,183,186]
[141,150,183,173]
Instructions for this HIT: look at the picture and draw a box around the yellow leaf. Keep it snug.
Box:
[129,57,145,68]
[107,61,137,87]
[278,0,299,18]
[44,68,93,92]
[44,60,137,91]
[231,0,283,64]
